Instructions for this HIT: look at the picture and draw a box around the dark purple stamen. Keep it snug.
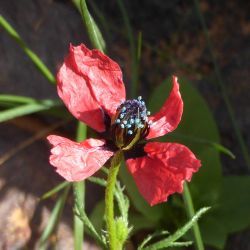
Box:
[111,96,150,149]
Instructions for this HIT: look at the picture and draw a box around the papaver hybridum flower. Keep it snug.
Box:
[47,44,201,206]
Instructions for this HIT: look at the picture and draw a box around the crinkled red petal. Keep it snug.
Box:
[47,135,113,182]
[126,142,201,206]
[147,76,183,139]
[57,44,126,132]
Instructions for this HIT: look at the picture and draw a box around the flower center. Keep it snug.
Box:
[111,96,151,150]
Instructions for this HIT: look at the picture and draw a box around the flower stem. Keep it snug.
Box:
[73,122,87,250]
[183,183,204,250]
[105,151,122,250]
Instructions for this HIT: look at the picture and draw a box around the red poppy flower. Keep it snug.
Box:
[47,44,201,206]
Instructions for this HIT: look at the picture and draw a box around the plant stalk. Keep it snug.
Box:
[105,151,122,250]
[183,183,204,250]
[73,122,87,250]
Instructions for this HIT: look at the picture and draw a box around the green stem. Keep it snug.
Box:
[105,151,122,250]
[183,183,204,250]
[73,181,85,250]
[73,122,87,250]
[193,0,250,170]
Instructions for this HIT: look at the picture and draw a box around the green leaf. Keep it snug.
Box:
[41,181,69,200]
[0,15,55,84]
[172,133,235,159]
[0,95,36,104]
[199,215,227,249]
[129,214,156,235]
[138,230,169,250]
[216,176,250,233]
[195,175,250,249]
[88,176,107,187]
[142,207,210,250]
[89,200,105,234]
[74,196,106,248]
[0,99,61,123]
[72,0,105,51]
[115,181,130,221]
[39,185,70,248]
[148,77,223,207]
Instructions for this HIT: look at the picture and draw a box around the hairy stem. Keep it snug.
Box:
[105,151,122,250]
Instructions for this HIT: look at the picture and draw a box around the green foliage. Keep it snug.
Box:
[0,15,55,84]
[72,0,106,51]
[74,187,106,248]
[147,77,250,249]
[139,207,209,250]
[38,185,70,249]
[200,176,250,249]
[41,181,69,200]
[115,217,131,245]
[149,77,223,207]
[0,99,62,123]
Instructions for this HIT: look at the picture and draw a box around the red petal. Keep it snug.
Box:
[57,44,126,132]
[47,135,113,182]
[126,142,201,206]
[147,76,183,139]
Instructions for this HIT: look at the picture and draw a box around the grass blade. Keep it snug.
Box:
[39,185,70,248]
[0,100,61,123]
[0,15,55,84]
[41,182,69,200]
[74,187,106,248]
[143,207,210,250]
[171,133,235,159]
[193,0,250,169]
[0,95,36,104]
[72,0,105,51]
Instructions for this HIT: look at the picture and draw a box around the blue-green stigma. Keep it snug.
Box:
[111,96,150,150]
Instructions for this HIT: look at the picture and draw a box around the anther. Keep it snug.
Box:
[135,118,140,124]
[111,96,150,149]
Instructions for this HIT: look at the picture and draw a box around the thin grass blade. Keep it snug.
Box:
[142,207,210,250]
[38,185,70,248]
[41,182,69,200]
[0,15,55,84]
[0,100,61,123]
